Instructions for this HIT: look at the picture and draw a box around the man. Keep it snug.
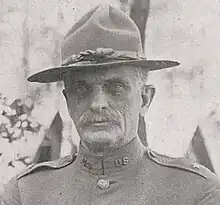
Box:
[1,4,220,205]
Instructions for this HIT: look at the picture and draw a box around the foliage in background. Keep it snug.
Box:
[0,93,42,167]
[0,90,75,195]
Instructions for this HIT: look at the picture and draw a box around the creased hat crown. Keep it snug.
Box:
[61,4,143,62]
[27,4,180,83]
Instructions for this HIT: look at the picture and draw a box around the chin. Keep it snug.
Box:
[81,130,123,149]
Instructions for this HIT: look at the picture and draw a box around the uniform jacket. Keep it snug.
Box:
[1,137,220,205]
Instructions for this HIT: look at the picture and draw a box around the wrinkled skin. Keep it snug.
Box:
[63,66,154,156]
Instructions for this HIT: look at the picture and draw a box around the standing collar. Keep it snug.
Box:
[74,137,146,175]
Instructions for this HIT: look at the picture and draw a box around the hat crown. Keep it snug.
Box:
[27,4,180,83]
[61,4,143,62]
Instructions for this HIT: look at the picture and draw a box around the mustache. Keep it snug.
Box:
[79,109,121,126]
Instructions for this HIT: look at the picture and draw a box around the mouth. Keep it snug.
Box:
[90,121,109,126]
[83,120,112,128]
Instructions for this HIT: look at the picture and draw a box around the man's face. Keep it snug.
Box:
[63,66,145,153]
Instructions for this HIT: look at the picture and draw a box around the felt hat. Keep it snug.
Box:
[27,4,180,83]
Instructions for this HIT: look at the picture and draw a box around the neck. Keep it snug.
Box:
[75,136,146,175]
[79,141,113,157]
[80,139,133,158]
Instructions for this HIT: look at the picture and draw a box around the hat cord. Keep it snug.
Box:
[61,48,145,66]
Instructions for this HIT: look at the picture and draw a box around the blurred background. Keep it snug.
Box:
[1,0,220,196]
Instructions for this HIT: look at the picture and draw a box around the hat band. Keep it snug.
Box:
[61,48,146,66]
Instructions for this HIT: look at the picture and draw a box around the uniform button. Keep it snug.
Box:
[97,179,110,190]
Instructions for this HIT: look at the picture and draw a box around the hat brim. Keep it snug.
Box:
[27,59,180,83]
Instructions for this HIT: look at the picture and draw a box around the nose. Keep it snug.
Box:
[90,88,108,112]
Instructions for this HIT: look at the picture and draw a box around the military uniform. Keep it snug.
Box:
[2,4,220,205]
[1,137,220,205]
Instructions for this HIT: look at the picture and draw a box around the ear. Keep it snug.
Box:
[140,85,155,116]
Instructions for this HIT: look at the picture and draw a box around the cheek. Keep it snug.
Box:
[67,96,84,120]
[114,93,141,119]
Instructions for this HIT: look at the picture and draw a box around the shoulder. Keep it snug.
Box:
[17,153,77,180]
[146,148,217,180]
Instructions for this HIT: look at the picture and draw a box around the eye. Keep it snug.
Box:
[68,81,90,97]
[107,82,126,96]
[114,83,124,91]
[76,86,87,94]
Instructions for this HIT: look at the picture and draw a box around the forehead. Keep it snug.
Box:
[63,66,140,83]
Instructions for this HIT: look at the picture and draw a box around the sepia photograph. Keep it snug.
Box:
[1,0,220,204]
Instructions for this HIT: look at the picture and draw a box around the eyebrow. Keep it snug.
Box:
[64,74,131,87]
[104,77,130,86]
[65,80,87,88]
